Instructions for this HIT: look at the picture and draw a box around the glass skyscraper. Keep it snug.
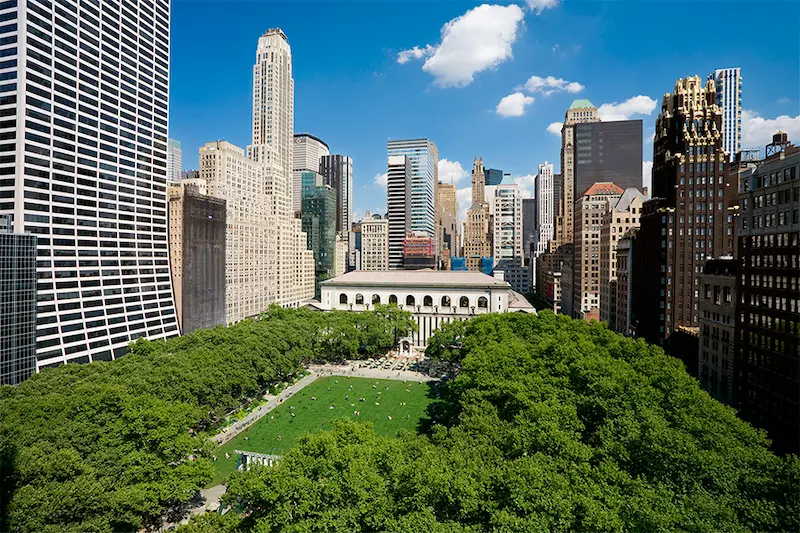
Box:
[709,68,742,162]
[387,139,438,239]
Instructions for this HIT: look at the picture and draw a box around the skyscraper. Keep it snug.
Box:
[387,139,438,239]
[168,139,183,183]
[709,68,742,161]
[573,120,643,197]
[463,158,492,271]
[301,172,337,280]
[556,100,600,246]
[199,29,314,320]
[734,142,799,455]
[319,154,353,234]
[387,155,411,270]
[532,162,554,288]
[634,75,734,346]
[292,133,329,215]
[493,177,527,293]
[436,181,459,267]
[247,29,313,307]
[200,141,279,322]
[533,162,555,258]
[0,0,180,369]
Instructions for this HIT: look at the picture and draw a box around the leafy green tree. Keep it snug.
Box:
[0,307,406,532]
[187,311,800,533]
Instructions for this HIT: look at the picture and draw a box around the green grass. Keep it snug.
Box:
[210,376,435,484]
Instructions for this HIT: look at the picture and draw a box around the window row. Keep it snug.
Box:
[340,293,489,309]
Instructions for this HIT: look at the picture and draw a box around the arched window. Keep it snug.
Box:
[389,294,398,305]
[406,295,415,307]
[423,295,433,307]
[372,294,381,304]
[441,296,451,307]
[478,296,488,308]
[355,293,364,305]
[459,296,469,308]
[339,294,348,304]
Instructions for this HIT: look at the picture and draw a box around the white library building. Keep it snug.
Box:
[319,270,535,351]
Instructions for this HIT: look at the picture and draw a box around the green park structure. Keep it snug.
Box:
[211,376,435,483]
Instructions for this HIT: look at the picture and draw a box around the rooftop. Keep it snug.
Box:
[569,99,596,110]
[583,182,624,197]
[321,270,511,288]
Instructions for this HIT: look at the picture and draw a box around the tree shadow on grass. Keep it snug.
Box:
[415,378,460,435]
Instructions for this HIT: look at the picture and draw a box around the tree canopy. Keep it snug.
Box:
[0,305,414,533]
[180,311,800,533]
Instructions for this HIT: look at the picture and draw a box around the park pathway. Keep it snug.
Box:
[213,371,320,445]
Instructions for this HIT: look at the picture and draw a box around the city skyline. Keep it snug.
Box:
[168,1,799,223]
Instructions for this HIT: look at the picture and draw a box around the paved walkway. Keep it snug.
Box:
[212,371,320,445]
[309,362,437,382]
[155,361,437,531]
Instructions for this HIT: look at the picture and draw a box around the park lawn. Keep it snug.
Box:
[210,375,436,484]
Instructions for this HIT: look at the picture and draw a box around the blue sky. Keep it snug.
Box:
[169,0,800,222]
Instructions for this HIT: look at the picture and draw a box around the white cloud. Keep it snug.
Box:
[598,95,657,122]
[373,172,388,189]
[438,159,468,184]
[778,97,791,105]
[400,4,525,88]
[546,121,563,136]
[513,174,536,198]
[642,161,653,195]
[526,0,560,14]
[522,75,584,96]
[456,187,472,224]
[741,109,800,149]
[396,45,435,64]
[496,92,535,117]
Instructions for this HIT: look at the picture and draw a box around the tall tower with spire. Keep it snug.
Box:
[463,157,492,271]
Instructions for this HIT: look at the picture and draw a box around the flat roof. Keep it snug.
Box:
[321,270,511,289]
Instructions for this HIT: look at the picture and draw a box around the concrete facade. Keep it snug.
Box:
[168,181,226,334]
[599,188,646,328]
[573,182,623,319]
[361,216,389,271]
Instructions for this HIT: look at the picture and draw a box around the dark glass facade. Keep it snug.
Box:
[484,168,503,186]
[0,230,37,385]
[573,120,643,197]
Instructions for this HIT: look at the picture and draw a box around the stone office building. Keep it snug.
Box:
[734,140,799,455]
